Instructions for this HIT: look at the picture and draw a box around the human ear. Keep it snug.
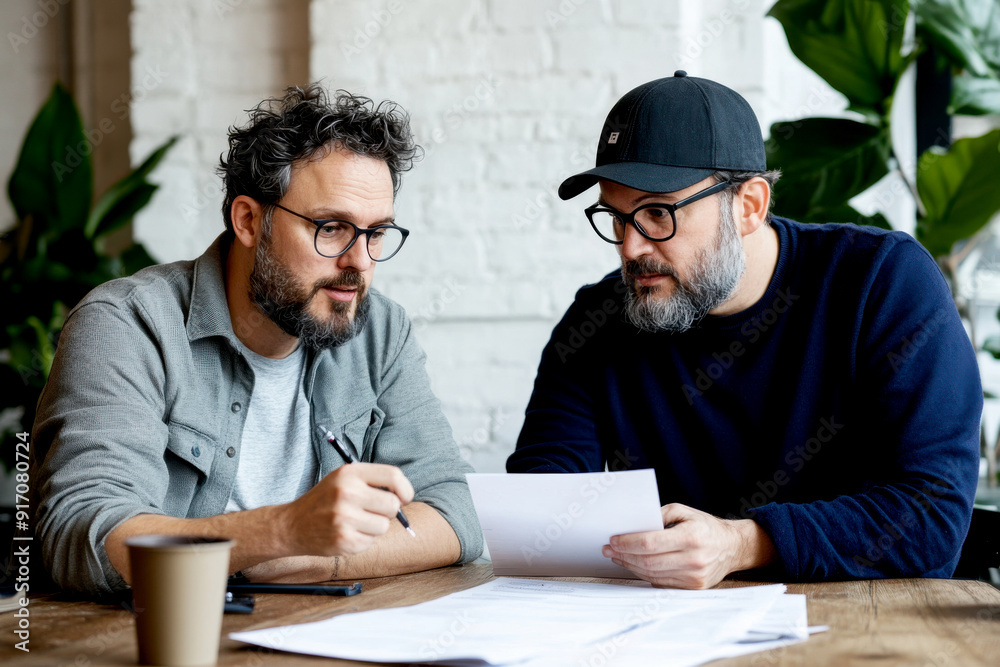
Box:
[231,195,264,249]
[733,177,770,236]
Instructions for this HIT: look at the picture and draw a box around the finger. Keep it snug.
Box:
[345,483,404,519]
[331,502,393,539]
[608,555,686,586]
[352,463,416,504]
[608,528,682,555]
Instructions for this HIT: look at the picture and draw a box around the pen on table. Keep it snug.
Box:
[316,424,416,538]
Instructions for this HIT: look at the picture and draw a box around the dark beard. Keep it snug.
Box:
[248,228,370,350]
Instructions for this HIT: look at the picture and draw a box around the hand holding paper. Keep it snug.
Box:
[602,503,778,589]
[466,469,664,577]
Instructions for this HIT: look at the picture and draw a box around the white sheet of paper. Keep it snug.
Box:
[229,578,791,666]
[466,469,664,577]
[513,591,810,667]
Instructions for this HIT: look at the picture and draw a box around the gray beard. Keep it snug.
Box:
[623,203,746,334]
[248,227,369,350]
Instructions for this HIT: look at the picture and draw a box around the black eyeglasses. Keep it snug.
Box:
[271,203,410,262]
[584,180,732,245]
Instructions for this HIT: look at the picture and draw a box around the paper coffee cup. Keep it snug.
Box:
[126,536,235,666]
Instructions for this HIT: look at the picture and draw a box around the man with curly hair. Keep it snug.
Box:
[31,85,483,596]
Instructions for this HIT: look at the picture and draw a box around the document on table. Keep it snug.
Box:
[466,469,664,577]
[230,578,801,666]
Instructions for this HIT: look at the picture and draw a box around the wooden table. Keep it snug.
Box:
[2,564,999,665]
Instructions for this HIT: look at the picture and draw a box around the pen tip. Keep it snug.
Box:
[406,527,417,538]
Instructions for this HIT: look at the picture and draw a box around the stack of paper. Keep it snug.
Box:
[231,578,820,666]
[232,469,827,664]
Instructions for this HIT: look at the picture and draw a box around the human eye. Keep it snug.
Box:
[317,221,349,237]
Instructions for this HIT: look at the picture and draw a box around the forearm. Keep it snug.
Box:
[106,504,290,585]
[242,502,461,583]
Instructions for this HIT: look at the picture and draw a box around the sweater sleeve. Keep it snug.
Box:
[752,238,982,580]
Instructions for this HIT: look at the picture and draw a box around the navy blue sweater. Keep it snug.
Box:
[508,218,982,581]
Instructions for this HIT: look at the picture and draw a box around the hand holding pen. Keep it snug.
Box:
[317,425,416,538]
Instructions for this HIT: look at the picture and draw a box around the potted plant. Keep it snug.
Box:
[765,0,1000,491]
[0,82,176,479]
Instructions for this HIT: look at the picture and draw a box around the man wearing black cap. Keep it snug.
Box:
[507,72,981,588]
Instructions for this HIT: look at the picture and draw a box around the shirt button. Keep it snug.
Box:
[231,402,242,413]
[226,446,236,458]
[192,446,201,458]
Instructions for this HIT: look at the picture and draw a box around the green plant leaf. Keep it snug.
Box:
[984,334,1000,359]
[917,128,1000,257]
[766,117,892,220]
[916,0,1000,78]
[813,204,893,228]
[7,83,93,236]
[767,0,910,116]
[950,73,1000,114]
[85,136,178,239]
[89,183,159,241]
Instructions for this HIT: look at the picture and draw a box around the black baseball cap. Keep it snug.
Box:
[558,71,766,200]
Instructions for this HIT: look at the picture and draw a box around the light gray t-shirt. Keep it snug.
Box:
[225,343,319,512]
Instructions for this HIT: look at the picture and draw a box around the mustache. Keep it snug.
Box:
[313,271,365,293]
[622,258,679,282]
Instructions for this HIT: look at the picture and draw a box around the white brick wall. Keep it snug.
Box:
[129,0,310,262]
[119,0,844,472]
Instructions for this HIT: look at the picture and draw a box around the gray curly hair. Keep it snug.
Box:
[218,84,421,233]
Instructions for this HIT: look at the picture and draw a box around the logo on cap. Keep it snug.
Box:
[608,132,619,144]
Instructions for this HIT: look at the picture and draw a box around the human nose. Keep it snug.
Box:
[619,220,656,261]
[336,233,374,272]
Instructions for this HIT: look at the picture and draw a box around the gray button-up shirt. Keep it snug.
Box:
[32,234,483,595]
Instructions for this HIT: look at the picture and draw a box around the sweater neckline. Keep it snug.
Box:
[686,218,792,334]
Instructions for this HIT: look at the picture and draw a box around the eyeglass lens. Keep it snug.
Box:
[315,222,405,260]
[590,206,675,243]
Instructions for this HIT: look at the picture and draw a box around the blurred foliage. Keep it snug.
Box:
[767,0,1000,262]
[0,83,176,470]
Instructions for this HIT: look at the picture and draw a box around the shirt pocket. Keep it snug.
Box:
[341,406,385,463]
[164,420,217,516]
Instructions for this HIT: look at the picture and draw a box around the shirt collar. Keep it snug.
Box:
[187,232,241,344]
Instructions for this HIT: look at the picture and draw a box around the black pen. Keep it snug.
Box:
[317,424,416,538]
